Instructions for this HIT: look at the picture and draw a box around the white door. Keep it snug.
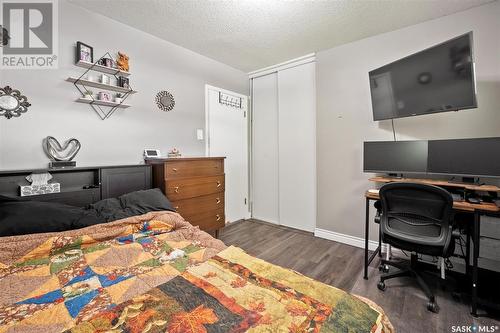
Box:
[206,85,250,223]
[277,63,316,232]
[251,73,280,224]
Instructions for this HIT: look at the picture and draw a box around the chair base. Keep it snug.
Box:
[378,253,440,313]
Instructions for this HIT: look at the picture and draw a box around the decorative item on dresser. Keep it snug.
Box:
[146,157,225,237]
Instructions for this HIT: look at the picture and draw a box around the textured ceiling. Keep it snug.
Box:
[68,0,495,72]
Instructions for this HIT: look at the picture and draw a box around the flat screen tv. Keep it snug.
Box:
[369,32,477,121]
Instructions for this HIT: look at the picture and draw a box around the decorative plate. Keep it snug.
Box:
[155,91,175,112]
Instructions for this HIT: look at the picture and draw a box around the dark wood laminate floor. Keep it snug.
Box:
[219,219,500,333]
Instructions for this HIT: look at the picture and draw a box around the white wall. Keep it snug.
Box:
[0,0,248,169]
[316,2,500,239]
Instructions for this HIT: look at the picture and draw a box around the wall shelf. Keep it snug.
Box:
[75,98,131,109]
[70,52,135,120]
[75,60,131,77]
[66,77,137,94]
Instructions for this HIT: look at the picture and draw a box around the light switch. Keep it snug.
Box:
[196,129,204,140]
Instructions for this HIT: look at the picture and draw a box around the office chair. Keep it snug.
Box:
[376,182,457,313]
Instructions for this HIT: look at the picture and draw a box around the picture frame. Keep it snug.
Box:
[118,76,130,89]
[98,92,111,102]
[76,41,93,64]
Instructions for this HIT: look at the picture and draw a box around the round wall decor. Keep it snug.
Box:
[417,72,432,85]
[0,86,31,119]
[155,91,175,112]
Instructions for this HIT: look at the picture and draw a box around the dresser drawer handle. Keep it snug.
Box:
[174,206,179,210]
[216,198,221,204]
[174,186,180,193]
[216,214,221,221]
[216,181,221,188]
[172,168,178,172]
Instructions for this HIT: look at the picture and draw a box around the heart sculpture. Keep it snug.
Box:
[43,136,81,161]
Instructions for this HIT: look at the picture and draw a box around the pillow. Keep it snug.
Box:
[119,188,174,215]
[88,197,122,212]
[0,200,105,237]
[87,198,130,222]
[0,194,27,203]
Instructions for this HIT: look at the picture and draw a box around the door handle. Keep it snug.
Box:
[216,198,221,204]
[216,181,221,188]
[174,186,179,193]
[216,214,221,221]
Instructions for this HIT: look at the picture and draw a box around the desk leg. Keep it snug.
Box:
[378,227,382,258]
[465,224,471,277]
[471,211,480,317]
[364,197,370,280]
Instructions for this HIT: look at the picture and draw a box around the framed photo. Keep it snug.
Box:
[76,41,93,64]
[118,76,130,89]
[98,92,111,102]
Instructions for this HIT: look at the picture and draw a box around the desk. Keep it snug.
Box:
[364,180,500,317]
[369,176,500,193]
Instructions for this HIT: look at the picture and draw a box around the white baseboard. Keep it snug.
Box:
[314,228,386,252]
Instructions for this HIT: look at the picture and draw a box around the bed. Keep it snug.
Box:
[0,169,393,332]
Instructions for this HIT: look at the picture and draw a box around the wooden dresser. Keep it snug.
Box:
[147,157,225,237]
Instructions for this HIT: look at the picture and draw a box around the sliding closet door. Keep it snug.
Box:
[278,63,316,232]
[251,73,280,224]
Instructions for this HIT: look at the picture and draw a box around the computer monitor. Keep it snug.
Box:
[427,137,500,178]
[363,140,428,174]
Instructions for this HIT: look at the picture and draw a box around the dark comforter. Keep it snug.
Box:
[0,189,174,237]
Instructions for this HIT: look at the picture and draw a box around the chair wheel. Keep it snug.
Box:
[377,281,386,291]
[378,264,389,273]
[427,301,439,313]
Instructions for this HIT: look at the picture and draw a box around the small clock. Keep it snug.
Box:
[144,149,161,159]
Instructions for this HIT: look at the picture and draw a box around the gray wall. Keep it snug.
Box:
[316,2,500,239]
[0,0,248,169]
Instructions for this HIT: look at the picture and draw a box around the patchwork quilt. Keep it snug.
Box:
[0,211,393,333]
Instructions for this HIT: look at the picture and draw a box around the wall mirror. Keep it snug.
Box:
[0,86,31,119]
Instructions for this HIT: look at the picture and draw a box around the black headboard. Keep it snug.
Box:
[0,165,152,206]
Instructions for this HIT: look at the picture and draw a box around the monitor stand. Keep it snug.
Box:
[462,176,477,184]
[387,173,403,179]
